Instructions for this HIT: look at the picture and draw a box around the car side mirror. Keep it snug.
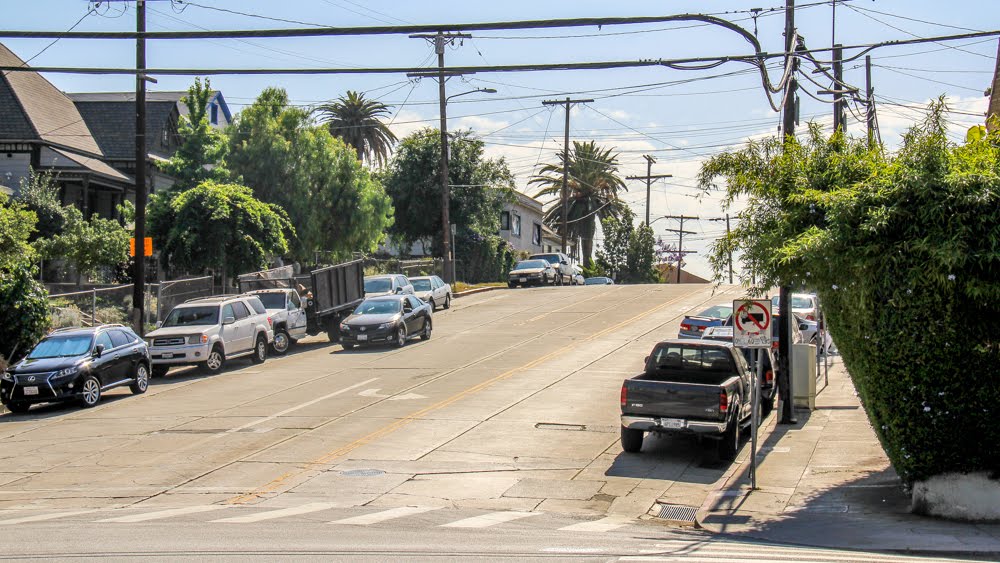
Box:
[799,323,808,330]
[403,306,412,313]
[395,287,403,294]
[223,316,236,325]
[561,260,568,265]
[644,356,650,363]
[93,344,105,358]
[155,321,162,329]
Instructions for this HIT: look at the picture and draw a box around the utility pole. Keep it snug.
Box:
[779,0,798,425]
[866,55,876,146]
[708,215,733,284]
[659,215,698,283]
[542,97,593,254]
[410,31,471,284]
[625,155,671,226]
[132,0,147,336]
[987,39,1000,132]
[832,44,845,132]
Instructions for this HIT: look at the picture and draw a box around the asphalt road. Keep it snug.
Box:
[0,284,972,562]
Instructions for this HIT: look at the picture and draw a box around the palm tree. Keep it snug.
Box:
[315,90,398,167]
[529,141,628,266]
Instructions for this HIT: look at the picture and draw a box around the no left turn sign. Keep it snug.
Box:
[733,299,772,348]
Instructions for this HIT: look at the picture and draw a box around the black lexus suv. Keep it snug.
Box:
[1,325,151,414]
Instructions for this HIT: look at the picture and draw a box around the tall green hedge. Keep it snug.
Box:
[700,106,1000,484]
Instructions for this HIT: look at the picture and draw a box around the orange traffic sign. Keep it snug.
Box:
[130,237,153,257]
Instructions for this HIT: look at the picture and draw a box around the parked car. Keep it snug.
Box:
[794,314,833,355]
[678,303,734,339]
[364,274,414,297]
[145,295,274,377]
[571,266,585,286]
[771,293,820,321]
[409,275,451,310]
[508,259,557,287]
[246,288,308,355]
[1,325,150,413]
[584,277,615,286]
[702,326,779,416]
[620,339,751,459]
[529,252,575,285]
[339,295,432,349]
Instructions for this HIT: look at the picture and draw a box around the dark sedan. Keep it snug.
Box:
[678,303,733,339]
[339,295,432,349]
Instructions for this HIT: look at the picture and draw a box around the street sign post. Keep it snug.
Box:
[733,298,772,490]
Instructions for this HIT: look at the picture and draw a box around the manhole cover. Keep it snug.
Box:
[535,423,586,431]
[653,503,698,525]
[340,469,386,478]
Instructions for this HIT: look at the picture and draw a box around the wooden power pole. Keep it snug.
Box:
[659,215,698,283]
[625,155,671,226]
[542,97,593,254]
[988,39,1000,132]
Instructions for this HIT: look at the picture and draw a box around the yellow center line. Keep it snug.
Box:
[226,288,691,505]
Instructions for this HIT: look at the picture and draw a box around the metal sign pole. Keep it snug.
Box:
[750,349,760,490]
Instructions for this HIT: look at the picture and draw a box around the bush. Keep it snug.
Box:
[0,265,51,362]
[50,304,84,329]
[699,106,1000,485]
[455,231,517,284]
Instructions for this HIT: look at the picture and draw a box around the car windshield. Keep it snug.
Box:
[353,300,401,315]
[162,306,219,327]
[27,335,93,359]
[584,277,607,285]
[515,260,547,270]
[533,255,559,264]
[696,305,733,319]
[770,295,814,309]
[255,293,286,310]
[411,279,432,291]
[364,278,392,293]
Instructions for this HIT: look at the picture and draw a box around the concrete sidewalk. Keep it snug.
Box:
[696,356,1000,557]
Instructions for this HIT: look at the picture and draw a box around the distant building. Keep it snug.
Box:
[500,191,545,255]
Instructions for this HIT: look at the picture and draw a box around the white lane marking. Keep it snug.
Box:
[211,502,338,523]
[331,506,439,526]
[227,378,379,433]
[558,516,633,532]
[98,505,229,523]
[0,509,97,525]
[358,388,427,401]
[441,511,539,528]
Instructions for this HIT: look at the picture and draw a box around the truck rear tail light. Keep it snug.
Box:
[765,370,774,383]
[806,314,816,321]
[620,384,627,408]
[719,391,729,413]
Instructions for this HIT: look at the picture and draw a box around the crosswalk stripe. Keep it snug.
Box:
[558,516,633,532]
[441,511,539,529]
[0,510,97,525]
[629,545,970,563]
[331,506,439,526]
[98,505,229,523]
[211,502,338,523]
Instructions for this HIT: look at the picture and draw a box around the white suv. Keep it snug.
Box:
[146,295,274,377]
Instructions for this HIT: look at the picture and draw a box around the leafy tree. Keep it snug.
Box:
[156,78,230,190]
[595,207,659,283]
[16,169,65,242]
[227,88,393,261]
[0,264,50,365]
[0,193,38,271]
[380,128,515,254]
[315,90,398,167]
[530,140,628,265]
[158,181,292,288]
[698,103,1000,487]
[36,205,130,284]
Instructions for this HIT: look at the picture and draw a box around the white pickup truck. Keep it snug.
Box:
[246,288,308,354]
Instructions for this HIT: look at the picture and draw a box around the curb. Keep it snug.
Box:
[453,286,505,299]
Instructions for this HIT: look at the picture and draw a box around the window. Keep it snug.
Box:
[511,213,521,237]
[210,103,218,125]
[532,223,542,246]
[288,291,301,310]
[245,297,267,315]
[231,301,250,320]
[407,296,422,309]
[95,332,114,352]
[108,330,130,349]
[222,304,235,321]
[500,211,511,231]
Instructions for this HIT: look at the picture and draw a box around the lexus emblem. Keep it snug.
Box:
[360,327,367,332]
[27,376,35,383]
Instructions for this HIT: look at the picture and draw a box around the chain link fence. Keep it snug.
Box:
[154,276,214,322]
[363,258,443,279]
[47,276,215,330]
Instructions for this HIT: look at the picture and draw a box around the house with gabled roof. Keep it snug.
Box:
[0,43,132,218]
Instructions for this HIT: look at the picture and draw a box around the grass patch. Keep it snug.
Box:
[454,281,506,293]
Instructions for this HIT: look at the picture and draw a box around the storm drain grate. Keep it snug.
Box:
[535,423,587,431]
[653,503,698,524]
[340,469,386,478]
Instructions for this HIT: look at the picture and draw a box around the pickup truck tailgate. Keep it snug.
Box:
[622,379,726,422]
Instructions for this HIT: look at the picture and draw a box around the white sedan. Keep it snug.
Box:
[409,275,452,311]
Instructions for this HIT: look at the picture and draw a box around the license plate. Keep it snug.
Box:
[357,334,368,341]
[23,386,38,396]
[519,277,527,282]
[161,353,174,359]
[661,418,684,429]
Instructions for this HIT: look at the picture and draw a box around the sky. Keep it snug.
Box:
[3,1,997,279]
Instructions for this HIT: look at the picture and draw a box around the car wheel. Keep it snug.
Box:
[251,334,268,364]
[508,282,516,289]
[621,426,643,453]
[394,326,407,348]
[151,365,169,378]
[429,298,436,311]
[717,409,741,461]
[444,294,451,309]
[421,318,432,341]
[342,342,355,350]
[202,346,226,374]
[5,402,30,414]
[272,329,290,355]
[79,375,102,408]
[129,363,149,395]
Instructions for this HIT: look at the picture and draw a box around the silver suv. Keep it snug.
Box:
[529,252,575,285]
[246,289,308,355]
[146,295,274,377]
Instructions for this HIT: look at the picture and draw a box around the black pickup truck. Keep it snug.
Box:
[620,339,752,459]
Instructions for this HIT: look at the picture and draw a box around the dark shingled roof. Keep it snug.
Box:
[0,43,103,156]
[71,99,178,159]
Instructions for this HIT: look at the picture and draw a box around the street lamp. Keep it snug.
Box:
[438,87,496,283]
